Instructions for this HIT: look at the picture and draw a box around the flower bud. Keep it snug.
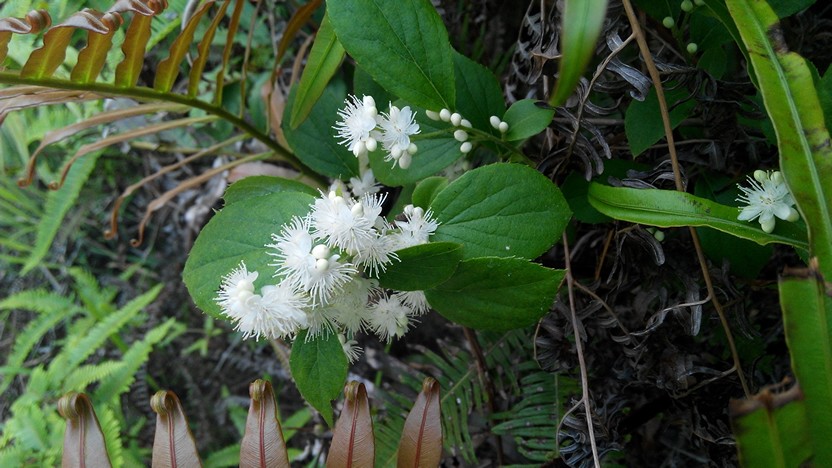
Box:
[498,121,509,133]
[460,142,472,153]
[439,108,451,122]
[489,115,501,129]
[312,244,330,260]
[681,0,693,12]
[425,110,440,121]
[399,151,412,169]
[686,42,698,54]
[450,113,462,126]
[454,129,469,142]
[662,16,675,28]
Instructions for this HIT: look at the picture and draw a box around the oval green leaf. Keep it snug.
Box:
[290,330,348,427]
[502,99,554,141]
[453,51,505,132]
[223,176,317,206]
[375,242,463,291]
[411,176,449,209]
[327,0,455,111]
[425,257,565,331]
[430,163,572,260]
[183,191,315,319]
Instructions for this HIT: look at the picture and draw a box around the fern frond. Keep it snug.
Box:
[95,318,178,404]
[63,360,125,392]
[0,288,78,314]
[48,284,161,383]
[97,405,126,467]
[68,267,118,317]
[492,369,579,463]
[0,9,50,64]
[0,302,74,395]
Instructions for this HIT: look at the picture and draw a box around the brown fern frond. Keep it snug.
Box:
[0,10,51,64]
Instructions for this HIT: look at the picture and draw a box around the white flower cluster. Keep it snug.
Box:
[334,95,420,169]
[214,189,440,362]
[736,169,799,233]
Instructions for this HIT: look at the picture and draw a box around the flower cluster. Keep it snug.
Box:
[214,189,440,361]
[736,169,799,233]
[334,95,421,169]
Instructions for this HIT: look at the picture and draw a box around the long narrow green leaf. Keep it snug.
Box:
[187,0,230,96]
[549,0,609,107]
[725,0,832,278]
[114,6,157,87]
[70,23,117,83]
[21,10,110,79]
[289,12,345,129]
[587,183,809,250]
[21,152,101,275]
[779,264,832,465]
[154,0,215,92]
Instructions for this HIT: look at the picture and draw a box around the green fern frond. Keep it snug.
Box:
[49,284,162,383]
[97,405,126,467]
[0,288,78,314]
[95,318,178,404]
[492,370,579,463]
[69,267,118,317]
[0,303,72,395]
[63,361,125,392]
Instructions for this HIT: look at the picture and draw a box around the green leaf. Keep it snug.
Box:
[502,99,554,142]
[549,0,609,107]
[818,65,832,134]
[289,13,346,129]
[290,330,348,427]
[587,183,809,250]
[425,257,564,331]
[725,0,832,279]
[222,176,317,206]
[22,152,101,275]
[452,51,505,132]
[430,164,572,259]
[327,0,455,110]
[368,106,461,186]
[411,176,449,209]
[154,0,214,92]
[283,80,359,180]
[183,191,315,319]
[779,267,832,465]
[375,242,463,291]
[768,0,815,18]
[625,83,696,156]
[730,385,812,467]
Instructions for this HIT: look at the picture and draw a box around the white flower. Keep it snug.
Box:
[334,95,379,157]
[349,169,381,197]
[304,305,339,339]
[231,282,309,340]
[395,204,439,248]
[310,191,376,255]
[368,293,411,342]
[267,216,357,305]
[215,261,259,318]
[339,334,363,363]
[353,226,400,277]
[737,170,799,233]
[377,104,420,167]
[395,290,430,316]
[326,276,379,334]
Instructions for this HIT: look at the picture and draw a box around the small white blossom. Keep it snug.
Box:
[334,95,379,157]
[238,282,309,340]
[368,293,411,342]
[339,334,363,363]
[377,104,420,167]
[395,290,430,316]
[396,204,440,248]
[215,261,259,319]
[267,216,357,305]
[327,276,379,334]
[737,170,799,233]
[311,191,376,255]
[349,169,381,197]
[354,223,400,276]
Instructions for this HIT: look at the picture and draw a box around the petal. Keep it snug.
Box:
[737,206,761,221]
[773,203,794,220]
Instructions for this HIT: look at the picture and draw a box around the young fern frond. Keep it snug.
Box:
[68,267,118,316]
[95,318,179,404]
[97,405,127,467]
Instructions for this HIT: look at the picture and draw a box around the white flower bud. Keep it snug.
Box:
[350,203,364,216]
[753,170,767,183]
[407,142,418,154]
[460,142,472,153]
[352,141,366,157]
[439,108,451,122]
[761,217,776,233]
[786,207,800,222]
[398,151,412,169]
[362,95,376,108]
[315,257,330,272]
[312,244,330,260]
[425,110,440,121]
[391,146,403,159]
[498,121,509,133]
[450,113,462,126]
[771,171,784,185]
[454,129,468,142]
[461,119,472,128]
[489,115,501,129]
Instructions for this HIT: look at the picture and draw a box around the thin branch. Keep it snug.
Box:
[562,232,601,467]
[620,0,751,398]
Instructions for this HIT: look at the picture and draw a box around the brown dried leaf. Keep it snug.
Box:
[240,379,290,468]
[327,382,374,468]
[58,392,113,468]
[150,390,202,468]
[397,377,442,468]
[0,10,51,64]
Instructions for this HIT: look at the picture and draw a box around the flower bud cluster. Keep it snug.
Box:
[214,189,440,362]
